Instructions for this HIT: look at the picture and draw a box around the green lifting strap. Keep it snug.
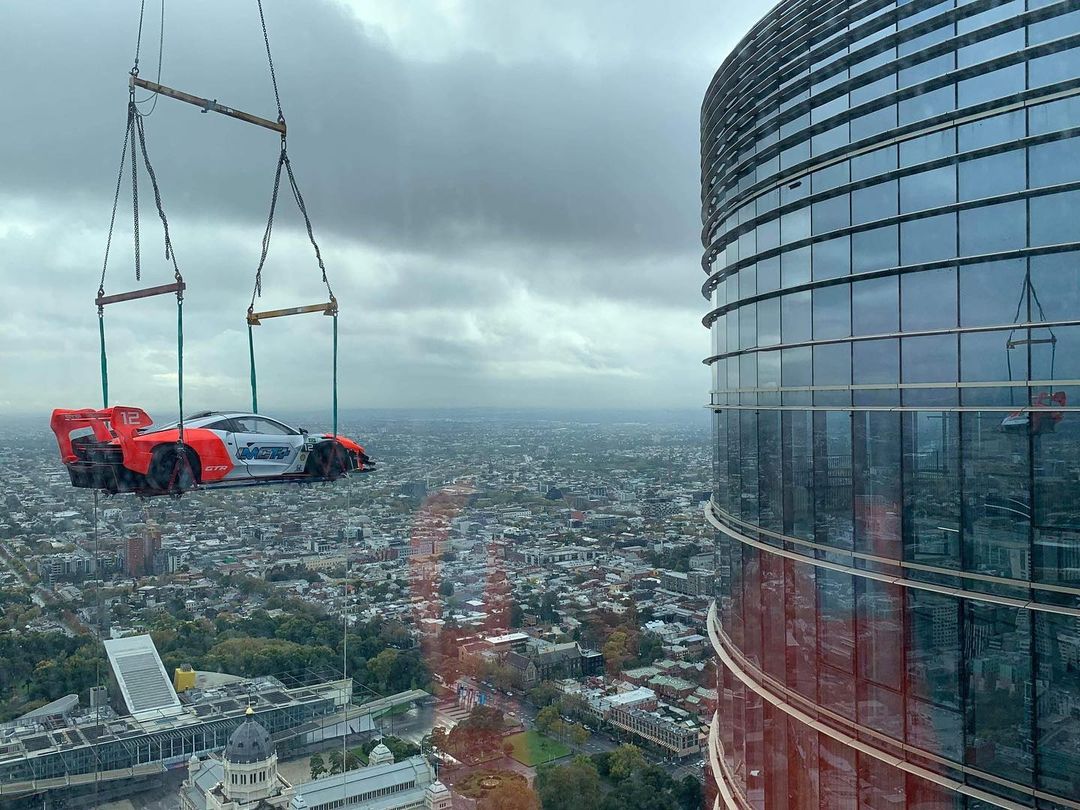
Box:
[332,312,338,439]
[177,297,184,442]
[99,311,109,409]
[248,323,259,414]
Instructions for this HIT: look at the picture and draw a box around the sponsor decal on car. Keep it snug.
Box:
[236,446,291,461]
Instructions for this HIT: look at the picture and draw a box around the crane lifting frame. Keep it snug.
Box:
[130,75,286,135]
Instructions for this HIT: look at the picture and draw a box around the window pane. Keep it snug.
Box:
[813,341,850,386]
[900,129,956,168]
[853,413,902,560]
[813,283,850,339]
[905,590,963,759]
[1035,613,1080,797]
[1031,190,1080,246]
[853,339,898,385]
[959,109,1025,150]
[900,166,956,213]
[781,207,811,244]
[851,105,897,141]
[852,275,899,336]
[959,201,1027,254]
[783,419,815,543]
[853,225,899,273]
[958,64,1025,108]
[740,303,757,350]
[1029,94,1080,135]
[758,217,781,252]
[812,194,850,235]
[812,235,851,280]
[903,411,961,570]
[1030,136,1080,187]
[814,412,853,548]
[902,334,957,383]
[782,291,812,343]
[758,297,781,346]
[962,411,1032,582]
[758,256,781,293]
[960,259,1028,326]
[959,150,1026,201]
[965,604,1033,784]
[901,266,957,330]
[852,145,897,180]
[899,85,955,125]
[782,346,812,387]
[1029,46,1080,89]
[782,245,811,287]
[1029,251,1080,322]
[760,348,780,390]
[813,161,850,192]
[901,213,957,265]
[852,180,898,226]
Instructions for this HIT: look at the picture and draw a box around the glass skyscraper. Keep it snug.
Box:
[702,0,1080,807]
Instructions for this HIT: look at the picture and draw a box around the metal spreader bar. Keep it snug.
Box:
[130,76,286,135]
[247,300,337,325]
[96,281,185,308]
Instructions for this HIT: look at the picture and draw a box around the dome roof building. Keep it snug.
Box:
[180,707,294,810]
[181,710,443,810]
[367,742,394,767]
[224,708,274,765]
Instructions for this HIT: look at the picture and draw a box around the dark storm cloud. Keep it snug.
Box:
[0,0,769,412]
[3,0,708,262]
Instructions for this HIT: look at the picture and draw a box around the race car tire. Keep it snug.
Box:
[148,446,200,494]
[306,440,352,480]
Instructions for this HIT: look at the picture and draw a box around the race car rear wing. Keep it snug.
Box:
[50,406,154,463]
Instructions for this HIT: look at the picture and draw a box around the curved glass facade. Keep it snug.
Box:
[702,0,1080,807]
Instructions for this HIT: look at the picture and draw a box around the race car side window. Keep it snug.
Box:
[204,419,238,432]
[247,417,296,435]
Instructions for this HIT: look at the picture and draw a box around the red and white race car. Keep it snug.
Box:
[50,406,373,495]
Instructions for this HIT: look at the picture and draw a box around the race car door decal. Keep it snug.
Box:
[230,416,304,477]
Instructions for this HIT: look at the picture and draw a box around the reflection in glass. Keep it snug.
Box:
[965,604,1033,784]
[906,590,962,760]
[901,266,956,331]
[903,411,960,571]
[852,276,898,336]
[961,411,1031,582]
[853,225,898,273]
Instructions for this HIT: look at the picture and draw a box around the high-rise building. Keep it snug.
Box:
[702,1,1080,807]
[125,527,162,577]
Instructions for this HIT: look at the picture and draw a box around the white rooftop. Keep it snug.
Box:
[483,632,530,645]
[103,634,182,720]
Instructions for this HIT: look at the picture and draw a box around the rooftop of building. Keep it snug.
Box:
[0,674,348,768]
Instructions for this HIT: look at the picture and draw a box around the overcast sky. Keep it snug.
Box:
[0,0,769,418]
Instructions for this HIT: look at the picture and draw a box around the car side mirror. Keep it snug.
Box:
[300,427,309,435]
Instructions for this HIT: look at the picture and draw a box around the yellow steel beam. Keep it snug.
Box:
[248,300,337,325]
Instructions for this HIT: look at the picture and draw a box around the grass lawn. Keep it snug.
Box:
[455,770,527,798]
[506,731,570,767]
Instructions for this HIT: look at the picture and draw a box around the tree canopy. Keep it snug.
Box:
[537,749,701,810]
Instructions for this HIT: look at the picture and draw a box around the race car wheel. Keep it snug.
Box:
[306,441,352,481]
[148,446,200,494]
